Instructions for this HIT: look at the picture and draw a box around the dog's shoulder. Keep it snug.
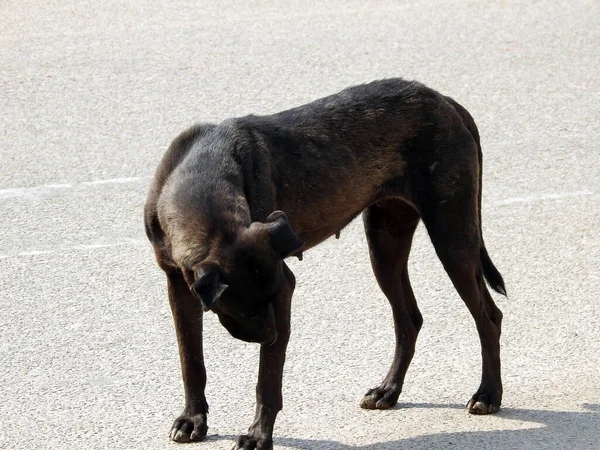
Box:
[144,123,216,246]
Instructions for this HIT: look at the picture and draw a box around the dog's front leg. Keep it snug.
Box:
[166,271,209,442]
[233,265,295,450]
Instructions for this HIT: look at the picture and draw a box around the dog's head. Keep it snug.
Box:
[184,211,303,345]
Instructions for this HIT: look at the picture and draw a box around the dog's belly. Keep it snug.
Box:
[293,210,363,250]
[279,176,394,250]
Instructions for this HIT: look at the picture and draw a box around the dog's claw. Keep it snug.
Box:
[169,413,208,442]
[335,231,340,239]
[360,385,400,410]
[466,389,501,415]
[468,401,491,414]
[232,434,273,450]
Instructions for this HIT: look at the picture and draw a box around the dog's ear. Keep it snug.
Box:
[264,211,304,259]
[192,264,228,311]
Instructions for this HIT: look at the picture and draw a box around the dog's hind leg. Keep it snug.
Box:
[360,199,422,410]
[419,164,503,415]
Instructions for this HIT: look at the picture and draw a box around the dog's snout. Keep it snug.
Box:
[216,302,277,344]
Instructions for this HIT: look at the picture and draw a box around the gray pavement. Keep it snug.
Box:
[1,1,599,449]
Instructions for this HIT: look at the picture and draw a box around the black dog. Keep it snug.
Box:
[144,78,506,449]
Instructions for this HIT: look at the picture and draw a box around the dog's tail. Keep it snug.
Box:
[446,96,507,297]
[480,244,506,296]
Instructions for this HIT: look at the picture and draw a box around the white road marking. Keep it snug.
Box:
[495,190,594,205]
[0,239,148,260]
[81,177,151,186]
[0,176,151,199]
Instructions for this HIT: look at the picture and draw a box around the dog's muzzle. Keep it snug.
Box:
[217,303,277,345]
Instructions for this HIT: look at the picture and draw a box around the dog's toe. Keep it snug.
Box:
[169,413,208,443]
[467,400,490,414]
[232,434,273,450]
[466,389,501,415]
[360,385,400,410]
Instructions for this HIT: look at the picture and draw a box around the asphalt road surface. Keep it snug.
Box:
[1,1,599,449]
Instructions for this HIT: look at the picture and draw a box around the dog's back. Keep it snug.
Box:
[230,78,474,246]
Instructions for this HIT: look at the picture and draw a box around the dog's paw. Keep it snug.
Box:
[169,413,208,443]
[466,389,502,415]
[232,434,273,450]
[360,384,401,410]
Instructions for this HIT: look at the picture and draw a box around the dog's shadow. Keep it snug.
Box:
[207,403,600,449]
